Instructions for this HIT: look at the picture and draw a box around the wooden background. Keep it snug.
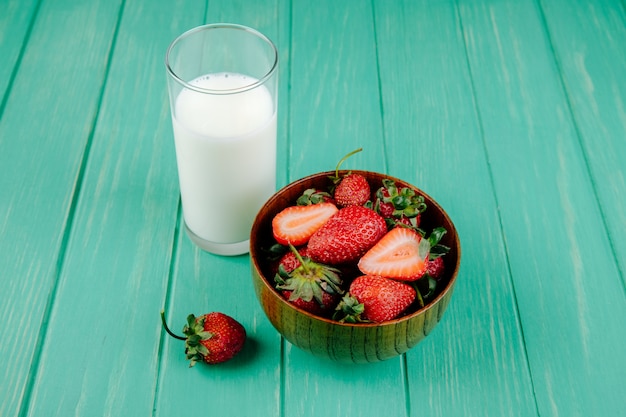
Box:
[1,0,625,416]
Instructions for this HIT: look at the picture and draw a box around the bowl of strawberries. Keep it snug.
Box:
[250,157,460,363]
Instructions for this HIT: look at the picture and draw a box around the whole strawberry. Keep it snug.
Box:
[334,275,416,323]
[329,148,370,207]
[373,179,426,230]
[308,205,387,265]
[334,173,370,207]
[160,311,246,366]
[274,245,343,316]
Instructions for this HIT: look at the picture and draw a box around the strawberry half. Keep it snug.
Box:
[308,205,387,265]
[272,202,338,246]
[357,227,430,280]
[160,311,246,366]
[334,275,416,323]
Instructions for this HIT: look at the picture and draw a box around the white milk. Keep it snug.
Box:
[172,72,276,246]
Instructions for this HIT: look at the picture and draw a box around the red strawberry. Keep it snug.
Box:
[308,205,387,265]
[334,275,416,323]
[373,179,426,230]
[274,245,343,316]
[272,202,338,246]
[296,188,335,205]
[358,227,430,280]
[275,246,312,274]
[334,173,370,207]
[426,256,445,280]
[160,311,246,366]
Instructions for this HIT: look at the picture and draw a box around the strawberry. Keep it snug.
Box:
[373,179,426,230]
[334,275,416,323]
[296,188,335,206]
[274,245,343,316]
[357,227,430,280]
[328,148,370,207]
[160,311,246,366]
[272,202,338,246]
[334,173,370,207]
[308,205,387,265]
[275,246,312,274]
[426,256,445,280]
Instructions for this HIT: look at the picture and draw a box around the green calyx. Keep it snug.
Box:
[375,179,427,219]
[426,227,450,260]
[182,314,214,367]
[296,188,333,205]
[274,245,343,305]
[332,294,368,323]
[160,310,213,367]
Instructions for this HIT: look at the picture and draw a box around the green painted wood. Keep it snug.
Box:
[15,0,198,415]
[0,0,625,416]
[0,1,124,416]
[373,1,538,416]
[458,0,626,415]
[155,1,288,417]
[281,2,408,417]
[540,0,626,280]
[288,0,387,180]
[0,0,39,99]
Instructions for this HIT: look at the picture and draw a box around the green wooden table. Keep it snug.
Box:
[2,0,625,416]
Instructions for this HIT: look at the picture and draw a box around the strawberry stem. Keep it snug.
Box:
[160,310,186,341]
[334,148,363,178]
[289,243,310,274]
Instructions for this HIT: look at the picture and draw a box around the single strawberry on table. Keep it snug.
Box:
[160,310,246,366]
[307,205,387,265]
[334,275,417,323]
[274,245,343,316]
[272,202,338,246]
[358,226,430,280]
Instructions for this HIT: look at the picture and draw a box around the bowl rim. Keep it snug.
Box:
[250,170,461,328]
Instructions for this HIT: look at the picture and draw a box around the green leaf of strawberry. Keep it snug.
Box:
[161,310,246,366]
[274,245,344,316]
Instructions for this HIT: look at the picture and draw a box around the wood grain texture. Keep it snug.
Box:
[540,0,626,281]
[154,1,288,417]
[0,0,624,416]
[15,0,195,415]
[458,0,626,415]
[0,1,123,416]
[0,0,39,100]
[373,1,539,416]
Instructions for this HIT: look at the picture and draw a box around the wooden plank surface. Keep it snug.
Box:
[458,0,626,415]
[0,1,124,416]
[0,0,624,416]
[374,1,538,416]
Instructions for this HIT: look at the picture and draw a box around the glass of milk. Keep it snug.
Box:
[166,24,278,256]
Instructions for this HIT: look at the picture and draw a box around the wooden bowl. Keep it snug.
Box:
[250,171,461,363]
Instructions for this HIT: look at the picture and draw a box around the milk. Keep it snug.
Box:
[172,72,276,249]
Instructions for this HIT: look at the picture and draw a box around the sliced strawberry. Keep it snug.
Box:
[272,202,338,246]
[357,227,430,280]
